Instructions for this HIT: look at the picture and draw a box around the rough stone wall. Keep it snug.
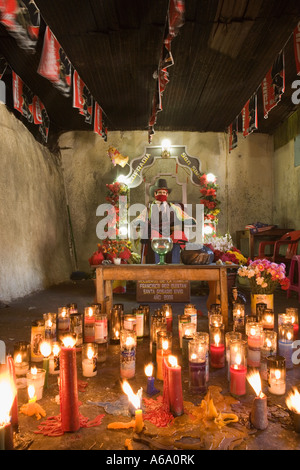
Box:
[59,130,273,269]
[0,104,72,303]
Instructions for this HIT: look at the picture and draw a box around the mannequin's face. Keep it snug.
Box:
[154,189,168,202]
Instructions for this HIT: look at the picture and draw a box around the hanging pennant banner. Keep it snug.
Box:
[94,102,107,141]
[37,26,71,98]
[39,106,50,143]
[0,0,40,53]
[0,56,8,78]
[242,94,257,137]
[228,117,238,152]
[294,22,300,76]
[12,71,34,123]
[261,51,285,119]
[73,70,93,124]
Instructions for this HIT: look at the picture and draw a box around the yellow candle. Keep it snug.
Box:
[134,409,144,433]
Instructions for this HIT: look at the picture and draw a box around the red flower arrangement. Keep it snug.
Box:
[89,238,132,265]
[198,173,220,225]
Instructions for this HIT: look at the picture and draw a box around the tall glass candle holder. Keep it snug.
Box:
[110,306,121,344]
[139,304,150,337]
[120,329,137,379]
[151,316,166,363]
[261,309,274,330]
[184,304,197,327]
[246,322,263,368]
[256,302,267,322]
[136,308,144,339]
[31,320,45,362]
[193,332,209,382]
[84,307,96,342]
[178,314,191,348]
[162,304,173,333]
[286,308,299,340]
[181,322,197,366]
[278,322,294,370]
[260,330,277,380]
[267,355,286,395]
[209,324,225,369]
[49,342,61,375]
[225,332,242,381]
[232,304,245,333]
[229,340,247,397]
[122,313,137,332]
[208,313,223,329]
[188,339,208,393]
[82,343,97,377]
[13,341,30,376]
[43,313,57,342]
[57,307,70,343]
[156,331,172,380]
[70,312,83,351]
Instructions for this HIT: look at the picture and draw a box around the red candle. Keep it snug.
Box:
[163,356,184,417]
[230,365,247,396]
[293,323,299,340]
[210,343,225,368]
[6,356,18,431]
[59,336,80,432]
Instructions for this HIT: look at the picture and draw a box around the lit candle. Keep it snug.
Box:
[278,322,294,370]
[145,363,159,396]
[163,355,184,417]
[162,304,173,333]
[178,314,191,348]
[193,332,209,382]
[182,323,196,367]
[225,332,242,381]
[57,307,70,343]
[13,341,30,376]
[40,341,52,389]
[120,329,137,379]
[43,313,57,342]
[209,326,225,369]
[0,373,15,450]
[188,339,207,393]
[247,370,268,430]
[285,308,299,340]
[156,333,172,381]
[6,356,18,431]
[136,308,144,339]
[232,304,245,333]
[31,319,45,362]
[26,367,46,401]
[59,335,80,432]
[20,384,46,421]
[110,306,121,343]
[122,380,144,433]
[184,304,197,327]
[82,343,97,377]
[261,309,274,330]
[247,322,263,368]
[84,307,96,342]
[49,342,61,375]
[229,340,247,397]
[260,331,277,380]
[286,387,300,433]
[267,355,286,396]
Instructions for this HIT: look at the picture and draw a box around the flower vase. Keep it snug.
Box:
[251,294,274,315]
[113,258,121,265]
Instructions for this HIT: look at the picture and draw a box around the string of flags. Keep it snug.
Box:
[228,28,296,152]
[0,0,107,143]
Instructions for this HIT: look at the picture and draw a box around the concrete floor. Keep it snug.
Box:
[1,278,300,452]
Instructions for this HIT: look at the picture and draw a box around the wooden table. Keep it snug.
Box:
[94,264,231,328]
[236,228,294,260]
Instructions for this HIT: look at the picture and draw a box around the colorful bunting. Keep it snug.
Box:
[261,51,285,119]
[0,0,40,53]
[228,117,238,153]
[94,102,107,141]
[37,26,72,98]
[73,70,93,124]
[242,94,258,138]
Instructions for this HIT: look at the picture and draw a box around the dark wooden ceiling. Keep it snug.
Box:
[1,0,300,146]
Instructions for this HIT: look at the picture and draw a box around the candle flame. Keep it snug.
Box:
[162,340,169,351]
[0,374,15,425]
[214,333,220,346]
[40,341,52,358]
[46,319,52,328]
[275,369,281,380]
[265,338,272,348]
[28,384,36,400]
[31,366,37,375]
[61,308,67,317]
[52,344,60,356]
[144,363,153,377]
[122,380,141,409]
[286,387,300,414]
[168,355,178,367]
[235,353,242,367]
[15,353,22,364]
[266,315,273,324]
[247,370,264,398]
[125,336,135,347]
[88,307,94,317]
[287,332,293,341]
[62,336,76,348]
[87,347,94,360]
[191,353,197,360]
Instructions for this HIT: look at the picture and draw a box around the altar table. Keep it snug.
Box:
[94,264,231,328]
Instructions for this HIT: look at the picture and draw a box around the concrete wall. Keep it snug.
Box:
[0,104,72,303]
[60,129,273,269]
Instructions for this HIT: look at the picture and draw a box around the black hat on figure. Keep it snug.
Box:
[149,178,172,197]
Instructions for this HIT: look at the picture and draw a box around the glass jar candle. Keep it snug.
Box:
[110,306,121,343]
[184,304,197,327]
[246,322,263,368]
[229,340,247,397]
[209,303,221,315]
[57,307,70,343]
[49,342,61,375]
[162,304,173,333]
[70,312,83,351]
[267,355,286,395]
[151,316,166,363]
[225,332,242,381]
[31,320,45,362]
[260,330,277,380]
[278,322,294,369]
[232,304,245,333]
[208,313,223,329]
[188,339,208,393]
[43,313,57,342]
[261,309,274,330]
[84,307,96,342]
[82,343,97,377]
[178,314,191,348]
[13,341,30,376]
[181,322,197,366]
[136,308,144,339]
[246,316,258,327]
[95,312,108,344]
[139,304,150,337]
[193,332,209,382]
[156,331,172,380]
[26,367,46,400]
[122,313,137,332]
[209,324,225,369]
[256,302,267,322]
[120,329,137,379]
[286,307,299,340]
